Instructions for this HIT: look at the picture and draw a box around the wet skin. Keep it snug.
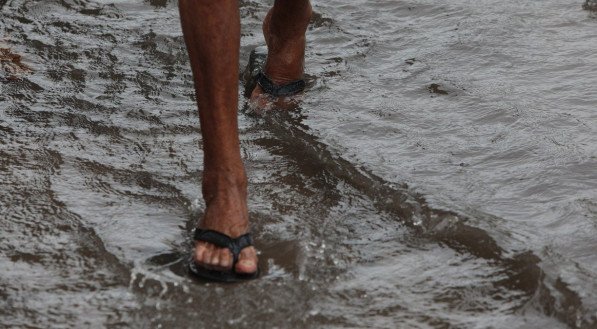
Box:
[178,0,312,274]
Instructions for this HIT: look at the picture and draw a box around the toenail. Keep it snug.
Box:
[241,260,255,266]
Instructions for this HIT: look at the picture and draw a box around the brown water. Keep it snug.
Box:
[1,0,596,328]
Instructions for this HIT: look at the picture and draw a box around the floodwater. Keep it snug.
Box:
[1,0,596,328]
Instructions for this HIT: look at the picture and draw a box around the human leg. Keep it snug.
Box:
[179,0,257,274]
[250,0,312,106]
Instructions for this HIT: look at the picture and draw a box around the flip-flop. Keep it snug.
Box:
[189,229,260,282]
[242,46,309,98]
[255,71,306,97]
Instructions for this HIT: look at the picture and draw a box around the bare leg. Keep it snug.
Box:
[179,0,257,274]
[250,0,312,107]
[178,0,312,274]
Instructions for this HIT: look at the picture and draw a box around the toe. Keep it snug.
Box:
[195,242,207,263]
[235,246,258,274]
[209,249,221,268]
[201,245,213,269]
[249,86,274,113]
[195,242,238,271]
[219,249,232,269]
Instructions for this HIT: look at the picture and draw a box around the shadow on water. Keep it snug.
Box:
[241,108,590,328]
[235,48,594,328]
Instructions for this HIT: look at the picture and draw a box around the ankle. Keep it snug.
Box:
[261,5,311,84]
[202,168,247,201]
[201,170,250,237]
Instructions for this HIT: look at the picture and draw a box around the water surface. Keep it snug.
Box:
[1,0,596,328]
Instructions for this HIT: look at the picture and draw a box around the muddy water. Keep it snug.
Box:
[1,0,596,328]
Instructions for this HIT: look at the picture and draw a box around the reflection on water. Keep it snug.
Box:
[1,0,596,328]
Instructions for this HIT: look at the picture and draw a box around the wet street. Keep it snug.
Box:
[1,0,596,328]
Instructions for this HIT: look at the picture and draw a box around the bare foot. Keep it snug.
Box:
[249,5,312,111]
[194,172,258,274]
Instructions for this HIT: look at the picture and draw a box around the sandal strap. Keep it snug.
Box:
[256,71,306,97]
[194,229,253,264]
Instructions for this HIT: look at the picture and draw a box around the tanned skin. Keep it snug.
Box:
[179,0,312,274]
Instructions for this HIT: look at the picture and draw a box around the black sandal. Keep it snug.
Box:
[189,229,260,282]
[242,46,309,98]
[256,71,306,97]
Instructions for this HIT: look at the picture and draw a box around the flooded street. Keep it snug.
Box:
[1,0,596,328]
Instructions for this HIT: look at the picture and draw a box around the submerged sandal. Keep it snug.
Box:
[242,46,311,98]
[256,71,306,97]
[189,229,260,282]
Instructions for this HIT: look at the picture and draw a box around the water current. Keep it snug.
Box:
[1,0,596,328]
